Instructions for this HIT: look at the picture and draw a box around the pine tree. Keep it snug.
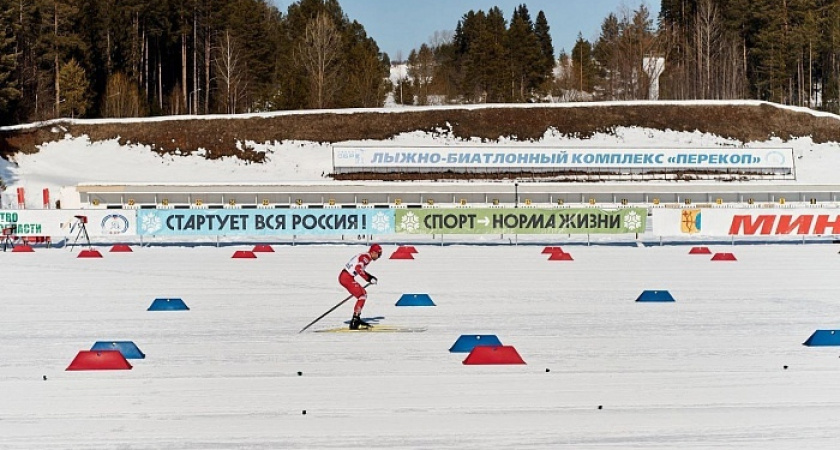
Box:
[751,0,793,102]
[225,0,282,111]
[0,3,22,124]
[534,11,555,85]
[594,13,619,99]
[659,0,695,28]
[107,0,170,113]
[506,4,543,101]
[32,0,86,118]
[58,57,89,117]
[817,0,840,111]
[75,0,110,117]
[455,10,484,100]
[339,21,388,108]
[483,7,509,102]
[570,34,596,96]
[430,39,460,102]
[393,77,414,105]
[407,43,435,105]
[784,0,819,107]
[458,7,509,102]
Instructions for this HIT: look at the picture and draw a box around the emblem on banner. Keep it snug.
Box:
[764,150,787,165]
[680,209,702,234]
[140,212,163,234]
[623,210,643,231]
[101,214,130,235]
[399,212,421,232]
[371,211,391,232]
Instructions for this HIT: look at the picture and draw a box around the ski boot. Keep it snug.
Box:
[349,314,371,330]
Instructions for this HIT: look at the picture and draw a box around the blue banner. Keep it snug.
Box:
[137,209,395,236]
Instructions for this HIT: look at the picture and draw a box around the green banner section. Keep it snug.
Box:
[394,208,646,234]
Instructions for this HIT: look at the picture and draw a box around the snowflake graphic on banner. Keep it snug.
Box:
[140,212,163,234]
[400,212,420,232]
[624,210,642,231]
[371,212,391,232]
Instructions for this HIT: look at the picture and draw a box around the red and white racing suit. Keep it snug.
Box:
[339,252,375,315]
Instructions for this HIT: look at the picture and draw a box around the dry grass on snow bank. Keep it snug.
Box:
[1,102,837,169]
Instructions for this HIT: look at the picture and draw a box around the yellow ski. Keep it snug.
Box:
[314,325,427,333]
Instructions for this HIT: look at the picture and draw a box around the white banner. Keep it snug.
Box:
[0,210,137,237]
[333,146,794,172]
[652,208,840,237]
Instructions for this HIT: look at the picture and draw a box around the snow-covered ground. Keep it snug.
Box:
[2,102,840,208]
[2,104,840,447]
[2,243,840,448]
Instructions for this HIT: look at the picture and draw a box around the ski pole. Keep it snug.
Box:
[299,282,372,333]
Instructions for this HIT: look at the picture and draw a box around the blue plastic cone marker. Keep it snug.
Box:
[635,290,675,302]
[395,293,436,306]
[803,330,840,346]
[449,334,503,353]
[91,341,146,359]
[147,298,190,311]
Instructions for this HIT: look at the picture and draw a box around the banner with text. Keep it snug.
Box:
[136,209,395,236]
[0,210,137,237]
[333,146,794,172]
[394,208,646,234]
[652,208,840,237]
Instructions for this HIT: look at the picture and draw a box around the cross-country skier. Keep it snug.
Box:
[339,243,382,329]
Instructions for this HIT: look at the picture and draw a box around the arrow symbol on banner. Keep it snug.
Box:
[478,216,490,226]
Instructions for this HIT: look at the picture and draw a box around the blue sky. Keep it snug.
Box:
[271,1,659,60]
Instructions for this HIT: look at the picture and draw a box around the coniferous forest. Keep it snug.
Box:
[1,0,840,127]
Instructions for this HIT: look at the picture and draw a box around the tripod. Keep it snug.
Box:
[1,225,16,251]
[69,215,91,250]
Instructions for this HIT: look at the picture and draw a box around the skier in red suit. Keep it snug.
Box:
[339,243,382,329]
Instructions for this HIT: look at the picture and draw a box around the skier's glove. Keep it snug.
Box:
[368,275,378,285]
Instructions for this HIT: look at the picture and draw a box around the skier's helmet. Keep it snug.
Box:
[369,244,383,255]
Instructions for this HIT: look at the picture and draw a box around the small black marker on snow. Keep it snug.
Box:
[297,371,303,376]
[302,410,307,415]
[42,375,47,381]
[597,405,603,410]
[545,368,550,373]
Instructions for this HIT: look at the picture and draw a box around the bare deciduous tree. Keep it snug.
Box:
[429,30,453,49]
[167,82,184,115]
[297,12,341,109]
[214,29,247,114]
[611,5,658,100]
[103,71,141,118]
[659,0,746,101]
[694,0,721,99]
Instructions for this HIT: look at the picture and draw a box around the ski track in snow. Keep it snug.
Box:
[2,244,840,448]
